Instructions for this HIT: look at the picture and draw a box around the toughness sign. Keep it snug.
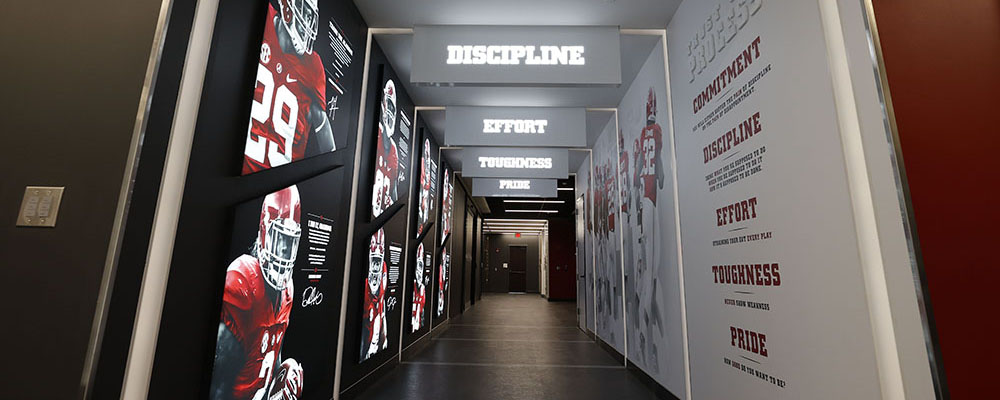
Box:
[445,107,586,147]
[461,147,568,179]
[412,25,621,85]
[471,178,558,198]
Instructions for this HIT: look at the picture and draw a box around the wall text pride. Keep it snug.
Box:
[731,326,769,357]
[499,180,531,190]
[446,45,585,66]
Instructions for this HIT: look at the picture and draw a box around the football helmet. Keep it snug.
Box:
[368,228,385,295]
[646,88,657,124]
[268,358,304,400]
[380,80,397,142]
[278,0,319,55]
[258,185,302,291]
[414,244,425,283]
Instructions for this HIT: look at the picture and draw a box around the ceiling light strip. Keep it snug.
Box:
[502,200,566,204]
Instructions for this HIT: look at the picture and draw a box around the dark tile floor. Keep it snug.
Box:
[353,293,662,400]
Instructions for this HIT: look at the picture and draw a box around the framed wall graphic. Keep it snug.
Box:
[370,78,413,219]
[403,126,441,347]
[440,167,454,244]
[410,243,430,332]
[417,137,439,237]
[208,170,346,400]
[360,228,389,361]
[436,246,450,318]
[343,45,414,380]
[241,0,361,175]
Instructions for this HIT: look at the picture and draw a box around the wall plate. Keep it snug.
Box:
[16,186,65,228]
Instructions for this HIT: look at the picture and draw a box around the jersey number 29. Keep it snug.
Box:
[246,63,299,167]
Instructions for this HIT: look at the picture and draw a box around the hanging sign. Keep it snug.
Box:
[461,147,568,179]
[411,25,622,85]
[445,106,586,147]
[471,178,558,198]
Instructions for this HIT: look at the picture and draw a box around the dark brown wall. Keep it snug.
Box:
[0,1,163,398]
[872,1,1000,398]
[547,218,577,300]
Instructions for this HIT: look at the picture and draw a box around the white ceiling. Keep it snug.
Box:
[353,0,682,28]
[354,0,679,172]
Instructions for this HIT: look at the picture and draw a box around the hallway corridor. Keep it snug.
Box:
[353,294,663,399]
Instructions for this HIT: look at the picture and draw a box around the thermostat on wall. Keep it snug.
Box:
[17,186,65,228]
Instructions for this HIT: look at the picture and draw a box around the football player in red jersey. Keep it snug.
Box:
[440,169,452,242]
[362,229,388,360]
[437,249,448,317]
[638,88,664,207]
[417,139,432,234]
[371,80,400,218]
[634,88,666,371]
[411,243,427,332]
[243,0,335,175]
[210,186,304,400]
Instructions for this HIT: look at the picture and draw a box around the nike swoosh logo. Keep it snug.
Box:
[286,75,297,83]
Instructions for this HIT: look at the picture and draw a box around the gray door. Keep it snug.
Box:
[508,246,527,292]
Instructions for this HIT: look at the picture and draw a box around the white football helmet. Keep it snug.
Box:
[368,229,385,295]
[258,186,301,291]
[414,244,425,283]
[380,80,397,139]
[278,0,319,55]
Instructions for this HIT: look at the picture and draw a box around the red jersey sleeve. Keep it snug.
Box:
[308,52,326,105]
[221,256,257,345]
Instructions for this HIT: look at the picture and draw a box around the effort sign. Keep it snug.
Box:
[445,107,586,147]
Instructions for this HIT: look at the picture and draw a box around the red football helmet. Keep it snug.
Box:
[268,358,304,400]
[258,185,302,291]
[646,87,657,124]
[368,228,386,295]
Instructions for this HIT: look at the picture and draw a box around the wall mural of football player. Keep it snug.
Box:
[417,138,433,236]
[210,186,304,400]
[361,228,389,360]
[440,168,453,244]
[436,248,449,317]
[411,243,427,332]
[371,80,401,218]
[591,119,625,353]
[624,87,667,373]
[243,0,335,175]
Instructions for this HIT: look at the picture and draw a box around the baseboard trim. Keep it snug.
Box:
[339,357,399,400]
[594,337,625,364]
[625,362,682,400]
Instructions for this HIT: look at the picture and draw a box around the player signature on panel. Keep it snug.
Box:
[302,286,323,307]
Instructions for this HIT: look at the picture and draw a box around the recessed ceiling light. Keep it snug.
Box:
[506,209,559,213]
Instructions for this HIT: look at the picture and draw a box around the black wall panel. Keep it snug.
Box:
[146,0,367,398]
[339,42,417,394]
